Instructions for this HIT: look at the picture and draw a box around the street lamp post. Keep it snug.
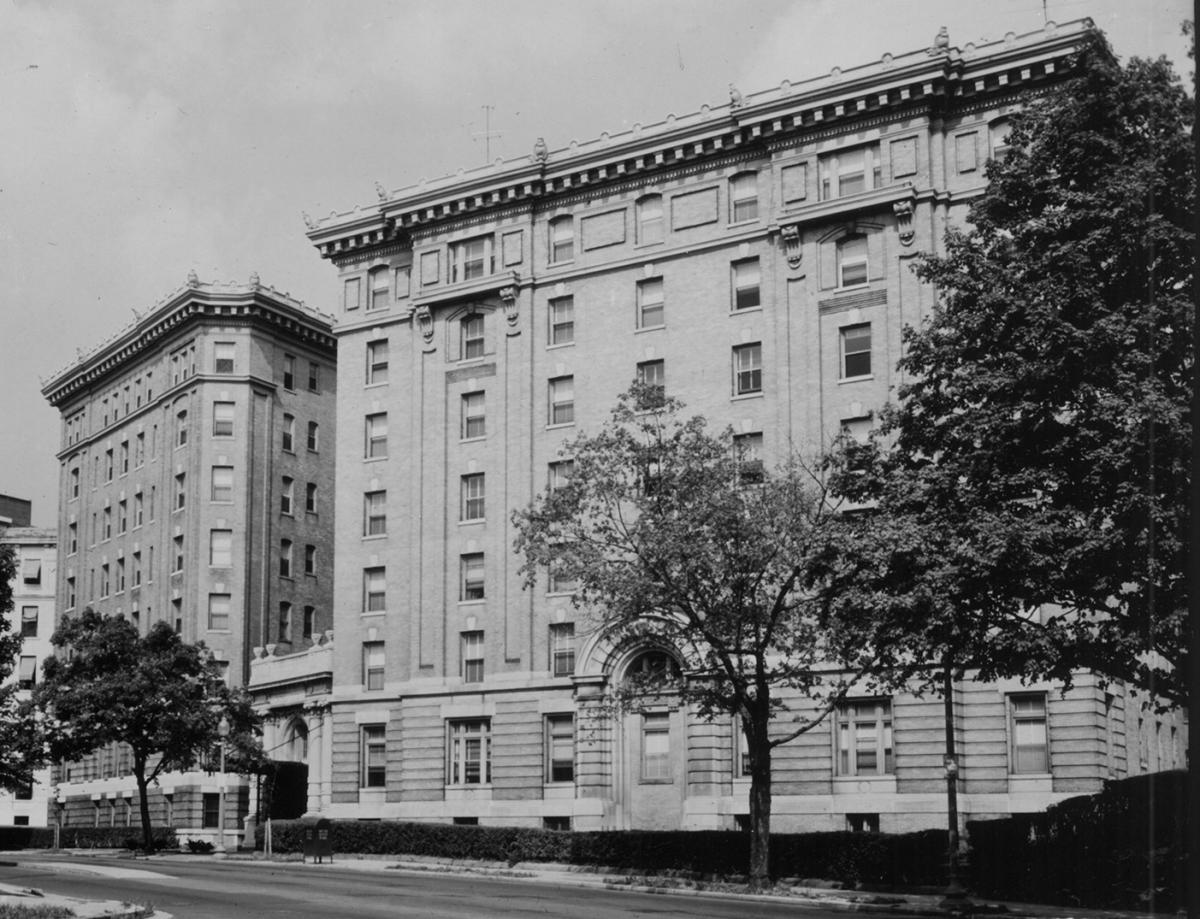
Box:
[217,715,230,854]
[939,664,973,914]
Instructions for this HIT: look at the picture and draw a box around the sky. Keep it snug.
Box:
[0,0,1190,527]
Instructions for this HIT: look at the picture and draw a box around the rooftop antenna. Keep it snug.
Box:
[472,104,502,162]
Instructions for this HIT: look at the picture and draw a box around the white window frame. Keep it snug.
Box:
[837,234,869,288]
[548,376,574,426]
[447,719,491,785]
[209,529,233,567]
[365,413,388,458]
[361,724,387,786]
[729,172,759,222]
[363,568,386,613]
[366,339,389,385]
[461,391,486,440]
[212,401,234,437]
[732,257,761,310]
[835,699,894,776]
[820,145,882,200]
[545,714,575,783]
[840,324,872,379]
[362,642,385,690]
[550,622,575,676]
[460,553,485,602]
[637,278,664,329]
[364,490,387,536]
[548,216,574,264]
[460,313,485,360]
[636,194,664,244]
[1009,694,1049,774]
[733,343,763,395]
[641,711,672,782]
[548,296,574,346]
[461,630,484,682]
[451,235,494,283]
[461,473,485,522]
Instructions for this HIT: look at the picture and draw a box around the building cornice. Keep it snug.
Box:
[306,19,1093,258]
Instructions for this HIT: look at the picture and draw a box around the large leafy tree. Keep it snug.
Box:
[513,385,872,890]
[0,544,43,794]
[824,33,1193,707]
[35,608,263,851]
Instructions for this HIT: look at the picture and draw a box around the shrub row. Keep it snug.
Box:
[0,826,177,851]
[967,770,1187,912]
[257,820,946,887]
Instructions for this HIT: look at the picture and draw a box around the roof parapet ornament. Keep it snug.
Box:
[729,83,743,108]
[928,25,950,55]
[186,269,200,288]
[375,181,388,202]
[533,137,549,164]
[302,211,316,230]
[249,271,261,287]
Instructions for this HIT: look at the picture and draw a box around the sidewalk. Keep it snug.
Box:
[1,848,1173,919]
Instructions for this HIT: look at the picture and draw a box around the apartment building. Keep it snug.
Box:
[292,19,1183,834]
[40,275,337,840]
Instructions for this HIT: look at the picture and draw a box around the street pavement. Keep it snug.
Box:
[0,850,1169,919]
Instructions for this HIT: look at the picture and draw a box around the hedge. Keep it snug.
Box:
[0,826,177,851]
[255,820,947,887]
[967,770,1187,912]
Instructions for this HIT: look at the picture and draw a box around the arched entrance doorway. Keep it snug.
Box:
[614,649,686,830]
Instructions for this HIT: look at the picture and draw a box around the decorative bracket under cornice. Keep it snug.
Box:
[414,305,434,346]
[500,285,520,333]
[780,224,802,269]
[893,199,915,246]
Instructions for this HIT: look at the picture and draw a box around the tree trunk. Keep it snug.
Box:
[746,714,772,891]
[133,756,154,854]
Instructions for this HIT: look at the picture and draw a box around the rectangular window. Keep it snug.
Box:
[733,343,763,395]
[279,539,293,577]
[461,392,485,439]
[394,266,411,299]
[548,550,578,595]
[549,296,574,346]
[637,195,664,244]
[278,602,292,642]
[365,413,388,458]
[838,234,869,287]
[835,700,894,776]
[132,551,141,586]
[460,314,485,360]
[361,725,387,787]
[364,567,386,613]
[548,376,574,425]
[460,473,485,521]
[101,563,111,596]
[460,553,485,601]
[550,622,575,676]
[211,466,234,502]
[281,476,294,514]
[548,460,573,494]
[176,411,188,447]
[210,529,233,567]
[174,472,187,510]
[730,172,759,221]
[732,258,761,310]
[841,324,872,378]
[369,269,389,311]
[118,499,127,533]
[68,522,78,554]
[307,421,319,452]
[116,557,125,591]
[282,355,295,390]
[303,606,315,640]
[304,544,316,575]
[820,145,882,199]
[733,432,765,484]
[1010,694,1049,774]
[549,216,574,264]
[546,714,575,782]
[307,362,319,392]
[135,432,145,467]
[208,593,231,631]
[202,793,220,829]
[636,359,665,398]
[447,720,491,785]
[105,449,114,481]
[120,441,129,474]
[70,467,80,498]
[344,277,362,312]
[214,342,235,374]
[642,712,671,781]
[362,641,385,690]
[20,606,38,638]
[366,339,389,384]
[305,482,317,514]
[212,401,235,437]
[172,536,184,574]
[637,278,664,329]
[282,414,295,452]
[461,630,484,682]
[364,491,387,536]
[451,236,494,283]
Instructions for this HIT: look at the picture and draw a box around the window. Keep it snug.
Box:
[66,576,76,609]
[460,553,485,601]
[282,355,295,390]
[394,266,411,299]
[366,339,389,384]
[461,392,485,439]
[364,567,386,612]
[213,401,234,437]
[120,441,129,474]
[278,602,292,642]
[548,296,574,346]
[364,491,387,536]
[447,720,491,785]
[305,482,317,514]
[68,522,78,554]
[105,449,114,481]
[732,258,761,310]
[176,410,188,447]
[451,236,494,282]
[1010,694,1049,773]
[208,594,230,631]
[642,712,671,781]
[733,343,763,395]
[636,194,664,244]
[116,557,125,591]
[211,466,233,502]
[281,476,294,514]
[729,172,759,222]
[546,714,575,782]
[460,473,485,521]
[835,700,894,776]
[369,267,390,310]
[135,432,145,467]
[550,623,575,676]
[460,313,485,360]
[548,460,573,493]
[214,342,235,374]
[637,278,664,329]
[132,551,141,586]
[303,606,316,640]
[201,794,220,829]
[304,544,316,575]
[20,606,38,638]
[837,234,869,288]
[547,548,578,595]
[282,414,295,452]
[174,472,186,510]
[344,277,362,312]
[362,641,385,689]
[70,466,80,498]
[172,536,184,574]
[461,630,484,682]
[636,359,665,399]
[733,432,764,484]
[820,145,882,199]
[307,421,319,452]
[101,563,111,596]
[210,529,233,567]
[361,725,387,787]
[548,376,574,425]
[847,813,880,833]
[840,324,872,378]
[365,412,388,458]
[118,499,128,533]
[548,215,574,263]
[279,539,293,577]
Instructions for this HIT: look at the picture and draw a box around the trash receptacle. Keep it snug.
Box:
[301,816,333,864]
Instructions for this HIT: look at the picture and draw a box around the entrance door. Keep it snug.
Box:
[622,706,686,830]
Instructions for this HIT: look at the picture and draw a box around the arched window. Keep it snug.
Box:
[368,267,389,310]
[837,234,869,288]
[623,649,681,683]
[636,195,664,245]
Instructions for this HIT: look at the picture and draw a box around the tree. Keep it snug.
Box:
[0,544,44,794]
[35,608,263,852]
[824,34,1193,707]
[513,384,872,891]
